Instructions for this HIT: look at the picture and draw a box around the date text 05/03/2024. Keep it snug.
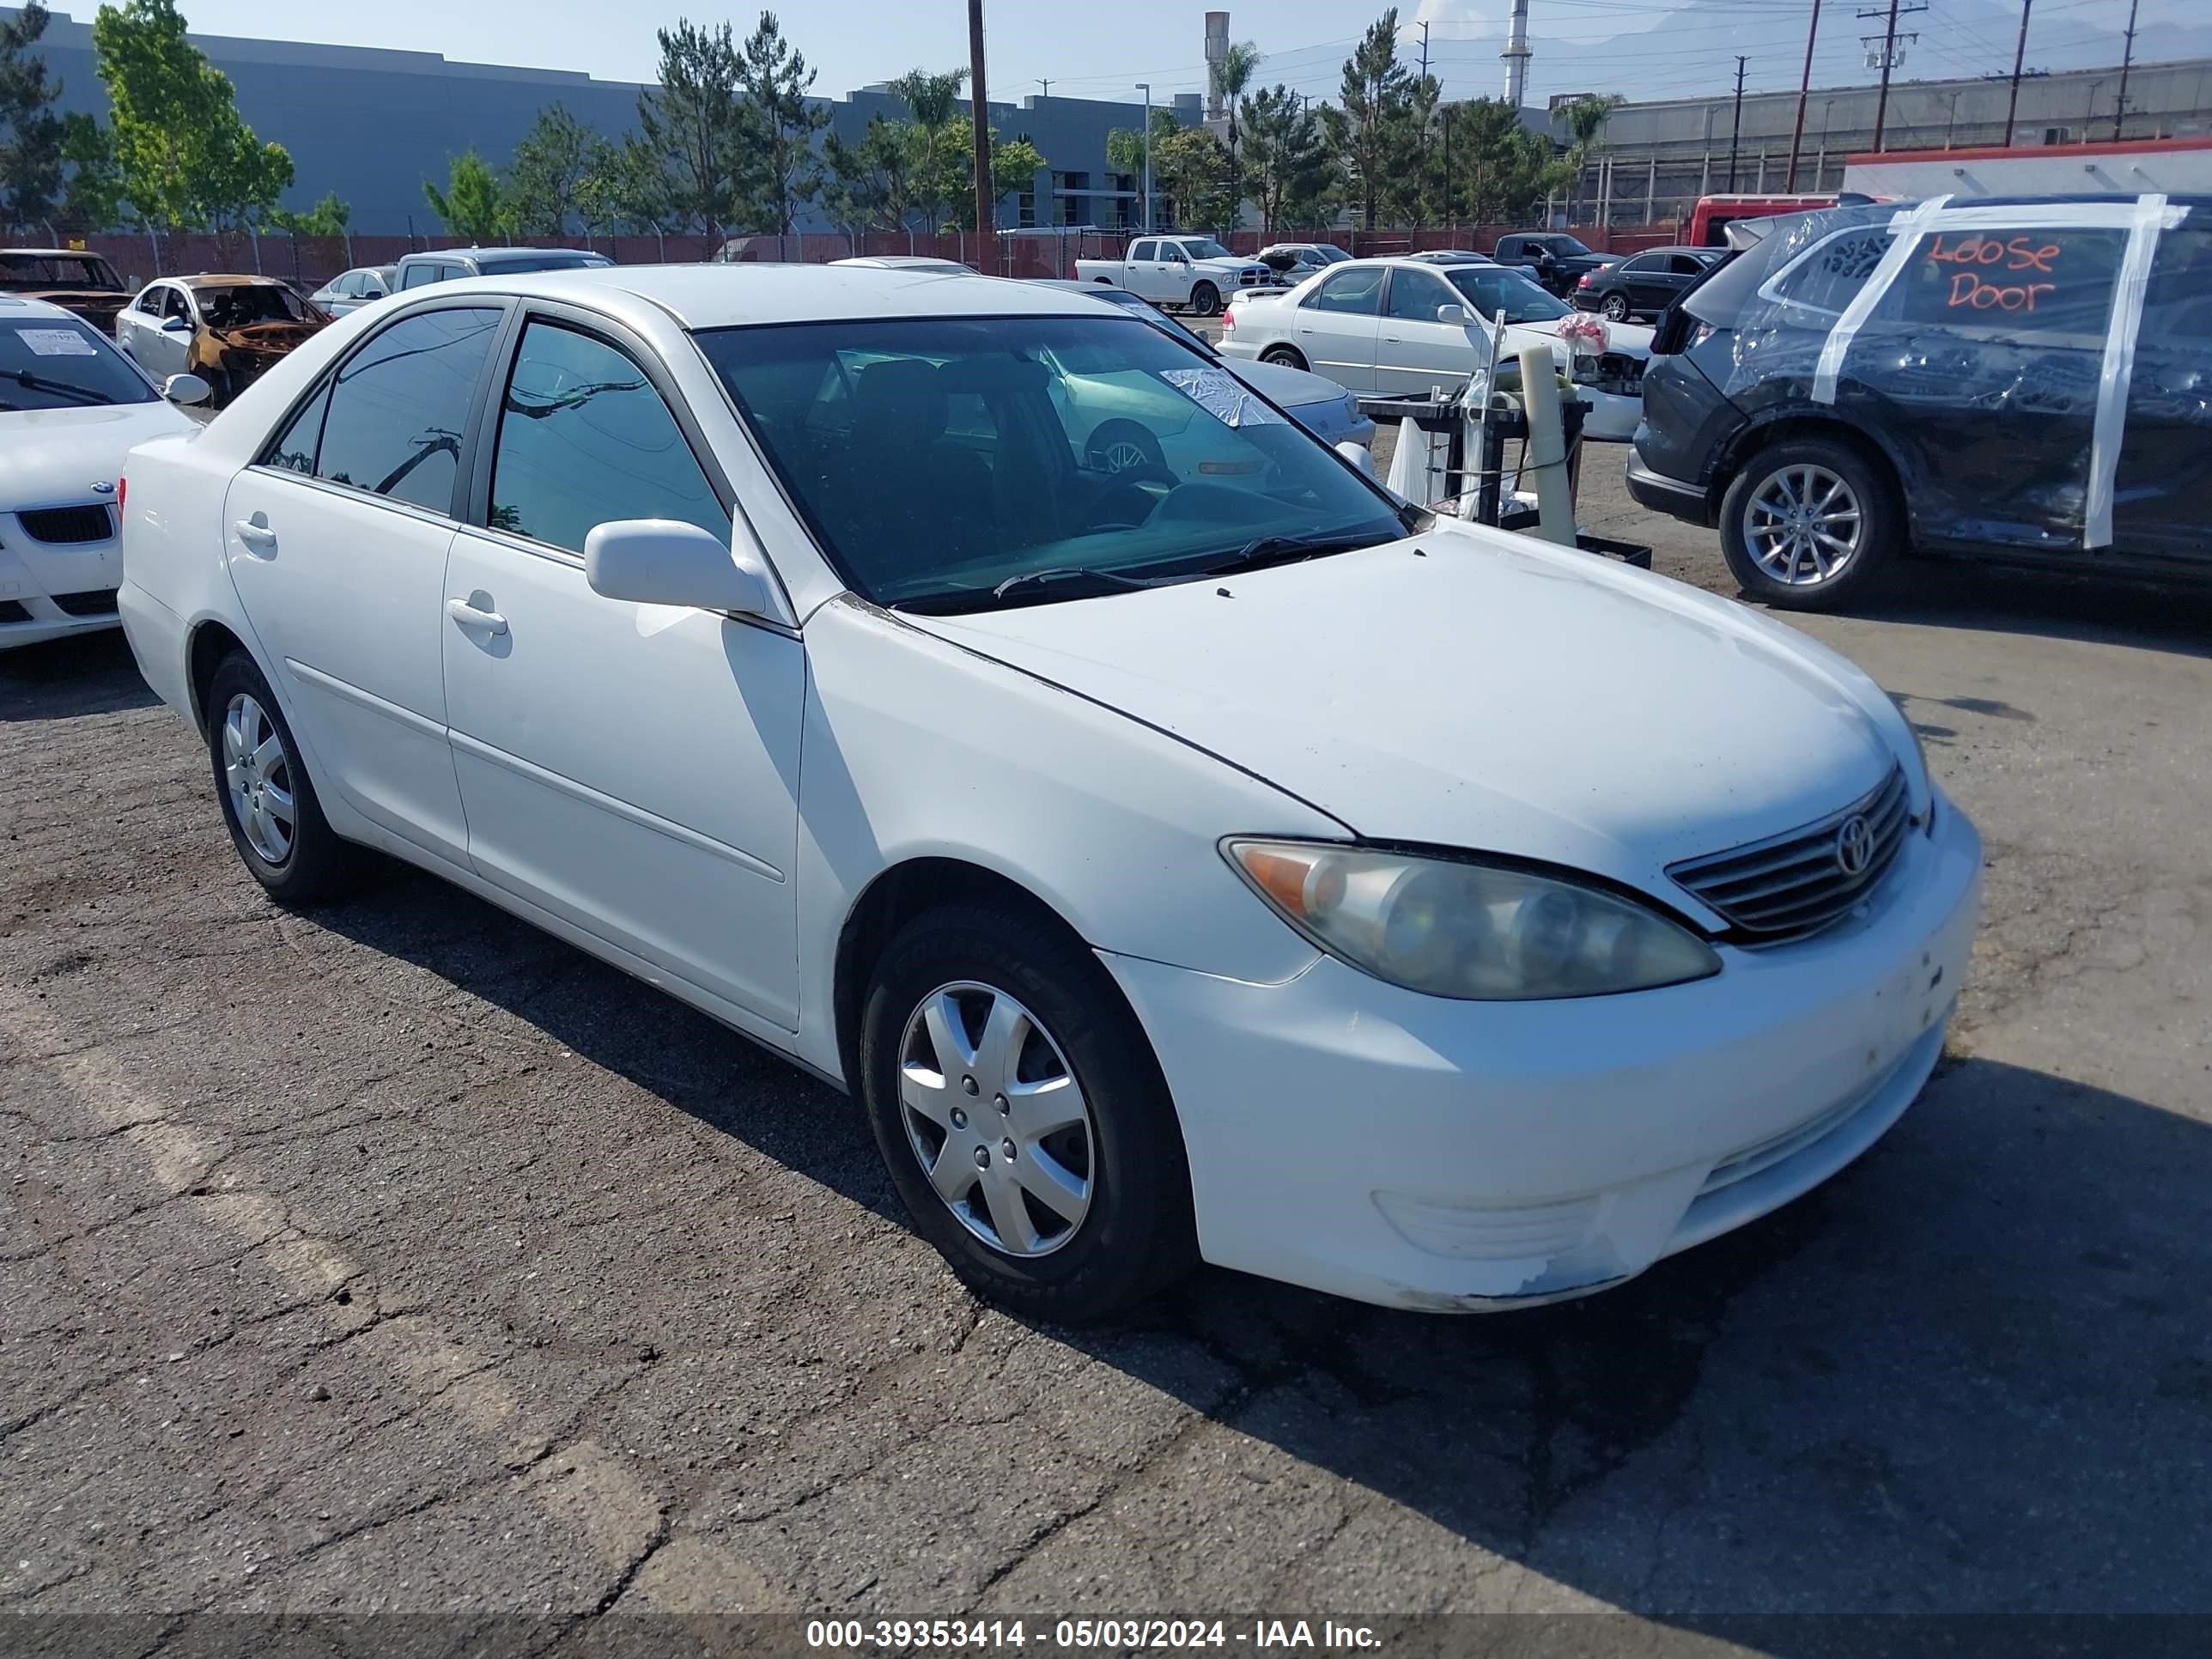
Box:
[804,1618,1384,1649]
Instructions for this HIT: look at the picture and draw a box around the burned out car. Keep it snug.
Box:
[115,274,331,403]
[1,248,134,334]
[1629,192,2212,608]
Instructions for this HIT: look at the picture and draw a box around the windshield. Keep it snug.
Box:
[699,315,1405,611]
[1313,246,1351,264]
[1173,239,1235,261]
[198,284,319,327]
[0,252,123,291]
[1097,290,1212,353]
[0,316,156,408]
[489,252,613,273]
[1443,265,1571,323]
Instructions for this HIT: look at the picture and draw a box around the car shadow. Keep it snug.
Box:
[302,866,2212,1622]
[1844,560,2212,662]
[0,630,161,722]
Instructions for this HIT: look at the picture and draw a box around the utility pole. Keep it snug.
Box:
[2002,0,2033,147]
[1136,82,1153,232]
[1859,0,1926,154]
[1785,0,1823,191]
[1441,102,1453,230]
[1727,56,1747,191]
[1418,19,1431,81]
[1036,78,1050,99]
[2112,0,2139,143]
[969,0,994,244]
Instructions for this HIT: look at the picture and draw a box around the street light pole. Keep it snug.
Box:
[1136,82,1153,232]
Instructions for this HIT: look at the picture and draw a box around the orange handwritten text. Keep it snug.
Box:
[1927,234,2062,272]
[1947,271,2057,312]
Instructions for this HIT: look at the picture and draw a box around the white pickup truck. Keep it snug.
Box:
[1073,235,1278,317]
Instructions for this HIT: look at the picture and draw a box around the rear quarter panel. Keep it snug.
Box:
[118,428,242,722]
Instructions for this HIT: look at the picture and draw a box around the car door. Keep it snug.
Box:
[1144,243,1188,303]
[1291,266,1386,392]
[1121,240,1156,297]
[116,284,161,357]
[1610,254,1660,313]
[2112,218,2212,566]
[221,300,507,865]
[441,308,805,1028]
[1373,265,1480,396]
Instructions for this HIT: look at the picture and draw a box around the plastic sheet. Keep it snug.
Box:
[1678,192,2197,553]
[1158,367,1285,428]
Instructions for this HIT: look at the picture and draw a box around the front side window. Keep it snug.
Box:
[488,321,727,554]
[1305,267,1385,315]
[1385,268,1456,323]
[162,288,192,322]
[309,307,502,511]
[1443,265,1569,324]
[1546,236,1595,259]
[699,315,1405,611]
[0,315,157,409]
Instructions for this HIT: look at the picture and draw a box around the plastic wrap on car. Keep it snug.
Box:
[1160,367,1285,428]
[1695,192,2195,552]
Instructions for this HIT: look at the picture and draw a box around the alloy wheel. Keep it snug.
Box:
[1601,293,1630,320]
[222,692,295,865]
[1742,462,1864,586]
[897,981,1096,1258]
[1100,438,1151,474]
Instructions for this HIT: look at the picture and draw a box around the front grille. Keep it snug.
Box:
[17,504,113,544]
[0,600,28,623]
[50,589,119,617]
[1668,764,1910,943]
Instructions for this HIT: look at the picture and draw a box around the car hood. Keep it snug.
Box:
[2,402,196,499]
[1193,257,1271,279]
[901,522,1912,915]
[1219,355,1344,410]
[1510,315,1655,362]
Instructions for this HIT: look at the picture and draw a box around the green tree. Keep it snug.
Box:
[822,114,916,234]
[92,0,293,234]
[507,101,592,234]
[637,18,745,242]
[422,149,507,240]
[1447,96,1558,224]
[1105,106,1177,227]
[56,112,123,231]
[1239,85,1330,235]
[734,11,825,237]
[1321,9,1413,231]
[1558,91,1624,220]
[1,0,67,233]
[578,135,678,241]
[939,114,1044,230]
[267,189,348,236]
[1151,125,1231,230]
[884,68,966,230]
[1206,36,1261,222]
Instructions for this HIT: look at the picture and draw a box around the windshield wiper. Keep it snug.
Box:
[2,368,115,406]
[990,565,1158,601]
[1195,529,1392,578]
[893,566,1159,616]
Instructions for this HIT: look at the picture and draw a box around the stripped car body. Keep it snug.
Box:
[116,275,331,401]
[1,248,133,334]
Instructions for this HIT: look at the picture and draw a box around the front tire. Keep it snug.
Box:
[203,651,366,904]
[1719,435,1901,611]
[859,901,1197,1324]
[1258,343,1308,370]
[1085,420,1167,477]
[1188,282,1221,317]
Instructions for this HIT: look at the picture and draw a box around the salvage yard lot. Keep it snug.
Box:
[4,476,2211,1626]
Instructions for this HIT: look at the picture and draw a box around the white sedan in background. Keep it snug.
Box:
[1,295,205,652]
[1219,256,1655,441]
[118,265,1977,1322]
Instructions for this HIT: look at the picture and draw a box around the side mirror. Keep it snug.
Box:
[1335,440,1375,476]
[584,519,778,619]
[161,315,191,333]
[161,372,212,406]
[1435,303,1469,326]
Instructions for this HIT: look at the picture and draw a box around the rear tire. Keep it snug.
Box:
[1601,292,1631,321]
[203,650,368,906]
[1719,435,1902,612]
[859,901,1198,1325]
[1258,344,1308,370]
[1188,282,1221,317]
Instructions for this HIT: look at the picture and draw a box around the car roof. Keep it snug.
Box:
[402,246,609,266]
[398,262,1164,331]
[0,294,78,319]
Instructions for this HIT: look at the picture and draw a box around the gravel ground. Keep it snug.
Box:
[3,417,2211,1640]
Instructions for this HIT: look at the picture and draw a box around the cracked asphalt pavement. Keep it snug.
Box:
[4,465,2211,1641]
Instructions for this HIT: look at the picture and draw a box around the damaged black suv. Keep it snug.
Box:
[1626,194,2212,609]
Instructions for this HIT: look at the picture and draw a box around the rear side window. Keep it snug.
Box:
[487,321,727,555]
[1771,228,1897,314]
[1130,240,1156,261]
[307,307,503,511]
[2142,222,2212,342]
[398,263,433,289]
[1305,267,1385,315]
[1879,226,2128,337]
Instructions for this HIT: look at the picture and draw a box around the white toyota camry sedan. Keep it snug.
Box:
[118,265,1980,1322]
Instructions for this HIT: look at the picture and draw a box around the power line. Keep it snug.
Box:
[1858,0,1928,152]
[2003,0,2034,145]
[1727,54,1747,190]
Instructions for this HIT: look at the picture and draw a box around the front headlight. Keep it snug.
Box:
[1224,840,1721,1001]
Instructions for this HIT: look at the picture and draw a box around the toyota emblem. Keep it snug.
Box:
[1834,814,1875,877]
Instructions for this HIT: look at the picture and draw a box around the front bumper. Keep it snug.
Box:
[0,534,123,652]
[1102,790,1982,1311]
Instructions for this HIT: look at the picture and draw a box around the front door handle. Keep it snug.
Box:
[234,515,276,554]
[446,597,508,635]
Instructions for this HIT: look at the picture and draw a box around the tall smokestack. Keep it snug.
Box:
[1204,11,1229,120]
[1502,0,1532,107]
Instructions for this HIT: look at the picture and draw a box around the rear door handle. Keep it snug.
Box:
[234,516,276,553]
[447,597,507,635]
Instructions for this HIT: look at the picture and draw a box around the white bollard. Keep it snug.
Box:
[1516,343,1577,547]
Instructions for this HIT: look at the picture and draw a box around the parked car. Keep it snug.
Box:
[1493,232,1617,297]
[1256,242,1351,280]
[1628,193,2212,608]
[1406,249,1498,265]
[116,275,331,404]
[830,256,977,273]
[1073,235,1277,315]
[1,296,205,651]
[1572,246,1723,321]
[310,264,398,315]
[393,246,612,291]
[1218,258,1654,441]
[2,248,134,334]
[1031,280,1375,454]
[119,263,1979,1322]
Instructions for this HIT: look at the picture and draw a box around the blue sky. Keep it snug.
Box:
[105,0,2212,108]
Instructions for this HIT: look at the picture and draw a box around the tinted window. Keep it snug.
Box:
[1669,253,1709,276]
[266,380,332,474]
[1306,267,1385,315]
[398,262,438,289]
[1771,227,1897,313]
[1879,226,2128,338]
[1619,254,1658,275]
[2142,222,2212,342]
[489,321,726,555]
[1385,267,1456,322]
[314,307,501,511]
[1443,265,1570,323]
[1130,240,1156,261]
